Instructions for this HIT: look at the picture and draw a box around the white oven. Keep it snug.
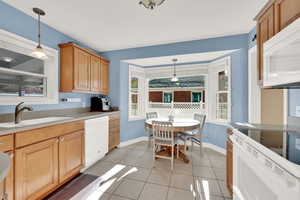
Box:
[231,133,300,200]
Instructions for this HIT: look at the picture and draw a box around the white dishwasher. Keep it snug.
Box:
[84,117,109,169]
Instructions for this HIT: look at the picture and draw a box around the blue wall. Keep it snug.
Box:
[0,1,102,114]
[102,34,249,146]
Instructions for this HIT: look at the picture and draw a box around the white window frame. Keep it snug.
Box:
[128,65,146,121]
[208,57,231,124]
[0,29,59,105]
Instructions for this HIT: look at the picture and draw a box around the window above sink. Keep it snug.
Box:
[0,29,58,105]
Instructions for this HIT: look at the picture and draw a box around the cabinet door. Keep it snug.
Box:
[226,139,233,196]
[90,56,102,93]
[257,5,275,81]
[74,48,91,91]
[15,138,59,200]
[276,0,300,30]
[0,152,13,200]
[100,60,109,95]
[59,131,84,183]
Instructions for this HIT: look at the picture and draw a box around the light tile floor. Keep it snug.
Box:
[75,141,232,200]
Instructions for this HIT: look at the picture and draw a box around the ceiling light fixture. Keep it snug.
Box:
[171,58,178,82]
[139,0,165,10]
[31,8,48,60]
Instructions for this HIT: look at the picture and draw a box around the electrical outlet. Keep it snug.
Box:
[296,106,300,117]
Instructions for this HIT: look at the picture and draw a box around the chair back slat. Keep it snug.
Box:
[152,121,174,141]
[146,112,158,120]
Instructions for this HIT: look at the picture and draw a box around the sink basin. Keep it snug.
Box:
[0,117,73,128]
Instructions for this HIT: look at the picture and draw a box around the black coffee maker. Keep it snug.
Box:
[91,97,111,111]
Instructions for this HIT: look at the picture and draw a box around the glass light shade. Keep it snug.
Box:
[171,76,178,82]
[31,46,48,60]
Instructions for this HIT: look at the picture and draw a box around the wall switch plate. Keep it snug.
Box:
[296,106,300,117]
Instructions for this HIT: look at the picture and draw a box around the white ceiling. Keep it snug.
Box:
[125,50,237,66]
[5,0,268,52]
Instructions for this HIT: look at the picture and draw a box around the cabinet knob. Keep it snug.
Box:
[60,137,64,142]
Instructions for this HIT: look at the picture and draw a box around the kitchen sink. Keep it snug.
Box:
[0,117,73,128]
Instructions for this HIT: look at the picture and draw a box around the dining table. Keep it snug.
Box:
[145,117,200,163]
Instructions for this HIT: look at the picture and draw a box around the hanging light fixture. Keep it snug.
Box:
[139,0,165,10]
[171,58,178,82]
[31,8,48,60]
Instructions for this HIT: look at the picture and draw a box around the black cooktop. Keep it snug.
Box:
[232,122,300,165]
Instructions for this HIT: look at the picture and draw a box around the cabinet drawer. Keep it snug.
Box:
[0,135,13,152]
[15,121,84,148]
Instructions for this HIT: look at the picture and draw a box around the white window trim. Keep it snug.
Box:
[0,29,59,105]
[207,57,231,124]
[128,65,146,121]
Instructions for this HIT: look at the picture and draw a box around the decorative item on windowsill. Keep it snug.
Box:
[31,8,48,60]
[139,0,165,10]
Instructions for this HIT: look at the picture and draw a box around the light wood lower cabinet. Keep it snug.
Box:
[108,115,120,151]
[226,129,233,197]
[15,138,59,200]
[0,151,14,200]
[59,131,84,183]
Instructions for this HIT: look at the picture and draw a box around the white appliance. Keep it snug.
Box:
[84,117,109,169]
[231,130,300,200]
[263,18,300,88]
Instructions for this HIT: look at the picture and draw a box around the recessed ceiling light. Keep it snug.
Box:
[1,57,14,62]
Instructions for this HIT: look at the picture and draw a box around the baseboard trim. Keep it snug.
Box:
[119,136,148,147]
[119,137,226,155]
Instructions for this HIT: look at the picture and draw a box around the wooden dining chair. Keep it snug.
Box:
[179,113,206,155]
[152,121,178,170]
[145,112,158,147]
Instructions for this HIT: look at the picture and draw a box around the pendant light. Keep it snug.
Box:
[139,0,165,10]
[31,8,48,60]
[171,58,178,82]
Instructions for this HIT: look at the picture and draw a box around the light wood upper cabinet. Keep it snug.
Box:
[59,131,85,183]
[276,0,300,30]
[74,47,91,91]
[90,56,102,93]
[59,43,110,95]
[257,4,275,82]
[15,138,59,200]
[100,59,109,95]
[255,0,300,83]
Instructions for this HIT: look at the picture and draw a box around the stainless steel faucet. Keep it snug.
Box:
[15,102,33,124]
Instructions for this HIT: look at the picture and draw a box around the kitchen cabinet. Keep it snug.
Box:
[59,43,110,95]
[109,114,120,151]
[15,138,59,200]
[255,0,300,83]
[257,4,275,82]
[226,129,233,197]
[14,121,84,200]
[90,56,101,93]
[74,47,91,91]
[59,131,85,183]
[0,152,14,200]
[100,59,110,95]
[276,0,300,30]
